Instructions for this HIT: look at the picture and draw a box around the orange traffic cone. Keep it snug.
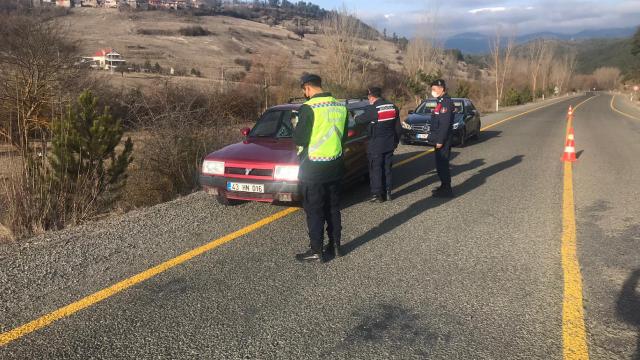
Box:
[567,105,574,117]
[561,128,577,162]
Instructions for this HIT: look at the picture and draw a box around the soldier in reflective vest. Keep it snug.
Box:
[355,87,402,203]
[293,74,349,263]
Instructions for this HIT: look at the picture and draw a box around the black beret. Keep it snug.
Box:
[300,74,322,88]
[367,87,383,98]
[430,79,446,88]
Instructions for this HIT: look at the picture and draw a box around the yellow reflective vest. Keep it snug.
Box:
[303,96,347,162]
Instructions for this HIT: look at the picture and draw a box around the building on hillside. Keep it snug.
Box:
[103,0,118,7]
[86,49,126,70]
[126,0,148,9]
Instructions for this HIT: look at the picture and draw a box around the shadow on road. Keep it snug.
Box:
[616,268,640,360]
[340,155,525,256]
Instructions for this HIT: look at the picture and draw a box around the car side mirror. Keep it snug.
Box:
[241,127,250,136]
[408,110,415,114]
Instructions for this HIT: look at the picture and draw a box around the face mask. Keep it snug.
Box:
[431,91,439,98]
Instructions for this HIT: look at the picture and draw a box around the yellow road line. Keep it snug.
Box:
[561,161,589,360]
[0,94,585,347]
[610,95,640,121]
[0,207,300,347]
[560,100,591,360]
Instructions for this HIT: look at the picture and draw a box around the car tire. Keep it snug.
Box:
[400,138,411,145]
[216,195,241,206]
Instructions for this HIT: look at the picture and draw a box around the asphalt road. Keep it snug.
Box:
[1,93,638,359]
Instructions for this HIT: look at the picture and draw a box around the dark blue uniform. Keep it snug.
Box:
[429,94,454,188]
[355,98,402,197]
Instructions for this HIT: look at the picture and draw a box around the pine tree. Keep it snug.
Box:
[50,91,133,212]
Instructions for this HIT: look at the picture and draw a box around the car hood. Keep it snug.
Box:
[405,113,463,125]
[205,138,298,165]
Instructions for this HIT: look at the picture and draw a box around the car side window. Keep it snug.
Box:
[349,109,366,129]
[277,110,295,138]
[466,101,476,113]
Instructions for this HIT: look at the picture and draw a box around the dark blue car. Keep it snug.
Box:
[401,98,481,146]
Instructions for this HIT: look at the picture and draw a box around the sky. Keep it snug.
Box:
[312,0,640,38]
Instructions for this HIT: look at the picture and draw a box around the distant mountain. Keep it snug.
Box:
[445,27,637,54]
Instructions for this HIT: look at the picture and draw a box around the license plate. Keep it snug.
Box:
[227,182,265,193]
[416,133,429,139]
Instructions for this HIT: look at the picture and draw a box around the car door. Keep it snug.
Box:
[343,107,369,183]
[466,100,480,132]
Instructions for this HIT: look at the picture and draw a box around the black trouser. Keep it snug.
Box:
[434,141,452,187]
[301,181,342,253]
[368,151,393,195]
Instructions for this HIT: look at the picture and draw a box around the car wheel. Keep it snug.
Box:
[400,138,411,145]
[216,195,241,206]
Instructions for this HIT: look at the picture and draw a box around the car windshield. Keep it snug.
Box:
[249,110,296,138]
[415,100,464,114]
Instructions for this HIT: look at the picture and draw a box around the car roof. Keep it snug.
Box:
[266,99,370,112]
[421,98,470,102]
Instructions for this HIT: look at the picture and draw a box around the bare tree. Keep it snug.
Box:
[526,39,551,100]
[489,26,516,111]
[551,50,577,95]
[320,8,362,88]
[539,42,556,100]
[0,15,79,155]
[593,67,622,90]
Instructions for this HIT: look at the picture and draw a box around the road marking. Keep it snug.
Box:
[561,102,590,360]
[561,162,589,360]
[0,207,300,347]
[610,95,640,121]
[0,94,586,347]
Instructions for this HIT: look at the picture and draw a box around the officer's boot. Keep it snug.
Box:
[432,184,454,198]
[326,239,343,257]
[334,240,343,257]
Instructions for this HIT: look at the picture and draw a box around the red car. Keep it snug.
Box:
[200,99,371,205]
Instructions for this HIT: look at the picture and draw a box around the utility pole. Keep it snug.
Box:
[220,66,224,92]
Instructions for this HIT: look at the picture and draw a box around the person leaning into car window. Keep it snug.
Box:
[428,79,455,198]
[293,74,350,263]
[354,86,402,203]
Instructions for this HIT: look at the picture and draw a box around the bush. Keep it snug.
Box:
[178,26,212,36]
[3,91,133,238]
[452,81,471,99]
[503,88,523,106]
[137,28,174,36]
[227,71,246,82]
[234,58,252,71]
[49,91,133,224]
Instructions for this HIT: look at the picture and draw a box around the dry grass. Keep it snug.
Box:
[55,9,402,91]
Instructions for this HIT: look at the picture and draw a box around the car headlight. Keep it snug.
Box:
[274,165,299,181]
[452,123,460,130]
[401,121,411,130]
[202,160,225,175]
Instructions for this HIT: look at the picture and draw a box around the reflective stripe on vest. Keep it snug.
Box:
[305,96,347,162]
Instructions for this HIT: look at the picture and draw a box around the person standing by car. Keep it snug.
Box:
[293,74,349,263]
[428,79,455,198]
[355,87,401,203]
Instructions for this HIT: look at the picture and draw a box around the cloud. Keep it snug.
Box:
[355,0,640,38]
[468,7,507,14]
